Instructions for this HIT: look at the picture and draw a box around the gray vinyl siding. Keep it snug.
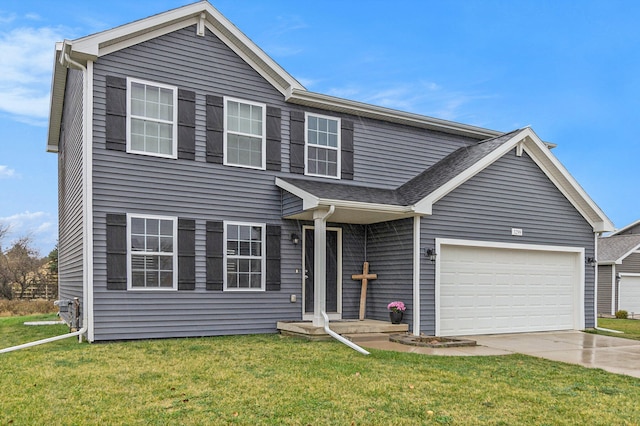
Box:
[57,68,85,325]
[282,192,303,217]
[354,124,479,188]
[618,224,640,235]
[88,25,485,340]
[337,224,366,319]
[618,253,640,273]
[91,26,291,340]
[366,219,414,327]
[597,265,614,315]
[420,149,596,334]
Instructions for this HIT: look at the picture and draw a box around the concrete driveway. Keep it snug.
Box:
[464,331,640,378]
[351,330,640,378]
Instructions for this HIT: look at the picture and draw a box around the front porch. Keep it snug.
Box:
[277,319,408,341]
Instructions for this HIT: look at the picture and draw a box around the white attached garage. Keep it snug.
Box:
[436,239,585,336]
[619,275,640,314]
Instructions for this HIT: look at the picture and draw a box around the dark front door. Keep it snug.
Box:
[304,228,340,317]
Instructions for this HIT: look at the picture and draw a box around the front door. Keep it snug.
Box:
[303,227,341,320]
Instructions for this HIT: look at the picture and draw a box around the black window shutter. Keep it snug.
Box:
[105,76,127,152]
[341,120,354,180]
[289,111,305,174]
[177,89,196,160]
[177,218,196,290]
[206,95,224,164]
[206,221,224,290]
[266,106,282,171]
[106,214,127,290]
[266,225,281,291]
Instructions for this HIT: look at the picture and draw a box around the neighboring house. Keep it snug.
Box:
[597,221,640,316]
[47,1,614,342]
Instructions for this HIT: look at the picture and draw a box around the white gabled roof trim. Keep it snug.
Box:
[610,219,640,236]
[47,1,304,151]
[275,178,412,215]
[286,88,502,139]
[47,1,511,152]
[413,127,615,233]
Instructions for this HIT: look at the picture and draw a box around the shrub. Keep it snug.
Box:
[0,299,57,317]
[615,310,628,319]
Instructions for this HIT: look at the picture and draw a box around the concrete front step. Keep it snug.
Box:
[277,319,408,341]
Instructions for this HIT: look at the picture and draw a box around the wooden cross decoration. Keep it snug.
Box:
[352,261,378,321]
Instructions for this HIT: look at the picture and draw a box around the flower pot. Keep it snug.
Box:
[389,311,403,324]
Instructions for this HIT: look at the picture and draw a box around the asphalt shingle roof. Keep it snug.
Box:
[279,129,521,208]
[598,234,640,263]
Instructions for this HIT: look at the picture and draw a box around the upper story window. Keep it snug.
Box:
[127,78,178,159]
[128,214,177,290]
[224,222,265,291]
[224,97,266,169]
[305,113,341,178]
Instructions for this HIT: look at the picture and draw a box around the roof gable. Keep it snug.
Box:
[610,219,640,236]
[410,127,613,232]
[48,1,505,152]
[277,127,614,232]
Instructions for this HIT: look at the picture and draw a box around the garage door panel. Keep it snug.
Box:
[619,276,640,313]
[439,244,580,336]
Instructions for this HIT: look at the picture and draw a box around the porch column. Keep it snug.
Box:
[313,206,335,326]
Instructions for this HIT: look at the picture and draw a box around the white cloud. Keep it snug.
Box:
[0,211,57,255]
[0,25,64,122]
[0,165,16,178]
[324,80,494,123]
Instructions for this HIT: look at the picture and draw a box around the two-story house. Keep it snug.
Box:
[48,1,613,342]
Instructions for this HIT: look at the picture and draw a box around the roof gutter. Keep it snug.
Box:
[287,88,502,139]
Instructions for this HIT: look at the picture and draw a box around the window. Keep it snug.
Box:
[128,215,177,290]
[224,222,265,291]
[224,97,266,169]
[306,113,340,178]
[127,78,178,158]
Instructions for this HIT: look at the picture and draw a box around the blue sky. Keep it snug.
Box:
[1,0,638,254]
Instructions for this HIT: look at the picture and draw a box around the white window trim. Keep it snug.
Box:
[126,213,178,291]
[223,96,267,170]
[304,112,341,179]
[223,221,266,292]
[126,77,178,159]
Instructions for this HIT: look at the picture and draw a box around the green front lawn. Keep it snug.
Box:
[1,317,639,425]
[590,318,640,340]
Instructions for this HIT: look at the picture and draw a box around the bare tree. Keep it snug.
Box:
[3,237,46,299]
[0,223,13,299]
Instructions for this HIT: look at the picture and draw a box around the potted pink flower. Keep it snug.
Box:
[387,301,406,324]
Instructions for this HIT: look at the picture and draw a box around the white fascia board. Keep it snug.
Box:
[47,44,67,152]
[68,2,304,97]
[275,178,319,210]
[287,89,502,139]
[413,127,615,234]
[317,198,412,214]
[521,130,615,233]
[615,243,640,264]
[413,128,531,214]
[610,219,640,236]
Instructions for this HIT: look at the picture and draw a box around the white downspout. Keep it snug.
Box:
[313,205,335,327]
[321,311,369,355]
[412,215,421,336]
[59,45,90,343]
[0,329,86,354]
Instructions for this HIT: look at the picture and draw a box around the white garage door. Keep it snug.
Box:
[619,276,640,314]
[438,242,582,336]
